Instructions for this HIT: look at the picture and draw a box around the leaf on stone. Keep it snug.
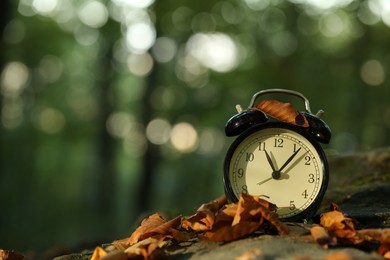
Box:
[90,247,107,260]
[314,204,390,258]
[319,206,362,244]
[112,213,181,250]
[182,195,227,231]
[202,193,289,242]
[322,252,354,260]
[124,237,168,259]
[254,100,309,127]
[358,228,390,242]
[202,221,261,242]
[310,225,336,248]
[235,248,262,260]
[379,242,390,259]
[0,249,24,260]
[232,193,277,226]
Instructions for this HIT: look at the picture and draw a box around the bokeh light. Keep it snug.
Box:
[360,59,385,86]
[170,122,198,153]
[125,22,156,53]
[106,111,135,139]
[152,37,177,63]
[3,19,26,44]
[127,52,154,76]
[186,32,238,72]
[78,1,108,28]
[197,128,225,155]
[1,62,29,97]
[33,107,66,134]
[112,0,155,9]
[38,55,63,84]
[146,118,171,145]
[32,0,58,15]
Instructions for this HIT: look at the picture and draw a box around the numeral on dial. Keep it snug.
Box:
[308,174,315,183]
[305,155,311,165]
[246,152,254,162]
[289,201,296,210]
[242,185,248,194]
[259,142,265,151]
[302,189,308,199]
[237,168,244,178]
[274,138,283,147]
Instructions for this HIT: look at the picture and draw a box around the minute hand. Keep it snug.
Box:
[279,147,301,173]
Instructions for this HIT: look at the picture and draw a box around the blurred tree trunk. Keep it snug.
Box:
[0,0,9,182]
[136,52,160,214]
[96,40,115,216]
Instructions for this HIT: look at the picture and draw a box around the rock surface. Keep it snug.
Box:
[54,147,390,260]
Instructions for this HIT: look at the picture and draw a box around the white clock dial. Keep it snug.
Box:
[227,127,325,219]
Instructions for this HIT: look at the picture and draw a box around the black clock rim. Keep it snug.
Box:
[223,121,329,222]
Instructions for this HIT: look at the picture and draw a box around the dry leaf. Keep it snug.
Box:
[111,213,181,250]
[255,100,309,127]
[235,248,262,260]
[203,221,261,242]
[101,251,128,260]
[125,237,168,259]
[140,214,182,240]
[310,225,336,248]
[125,213,167,246]
[379,242,390,259]
[322,252,353,260]
[91,194,292,259]
[202,194,288,242]
[0,250,24,260]
[90,247,107,260]
[182,195,227,231]
[358,228,390,242]
[232,193,276,226]
[320,210,351,230]
[313,203,390,258]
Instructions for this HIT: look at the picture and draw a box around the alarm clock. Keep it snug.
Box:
[223,89,331,221]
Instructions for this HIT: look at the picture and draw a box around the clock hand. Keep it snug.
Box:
[279,147,302,173]
[257,176,273,185]
[264,149,277,172]
[263,148,283,180]
[263,149,282,180]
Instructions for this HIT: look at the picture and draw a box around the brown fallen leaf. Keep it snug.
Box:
[111,213,181,250]
[313,203,390,258]
[319,207,363,245]
[202,193,288,242]
[125,237,168,259]
[233,193,288,236]
[90,194,292,259]
[322,252,353,260]
[90,247,107,260]
[310,225,336,248]
[379,242,390,259]
[182,195,227,231]
[232,193,276,226]
[358,228,390,242]
[235,248,262,260]
[203,221,261,242]
[0,250,24,260]
[255,100,309,127]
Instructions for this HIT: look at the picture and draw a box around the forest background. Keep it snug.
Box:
[1,0,390,254]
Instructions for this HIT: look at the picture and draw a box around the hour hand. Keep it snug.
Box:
[264,149,277,172]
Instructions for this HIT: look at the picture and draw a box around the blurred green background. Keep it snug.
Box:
[1,0,390,255]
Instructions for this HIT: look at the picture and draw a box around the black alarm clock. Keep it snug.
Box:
[223,89,331,221]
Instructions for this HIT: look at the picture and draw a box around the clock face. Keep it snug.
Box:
[224,123,328,220]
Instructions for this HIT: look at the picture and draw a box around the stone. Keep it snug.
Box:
[55,147,390,260]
